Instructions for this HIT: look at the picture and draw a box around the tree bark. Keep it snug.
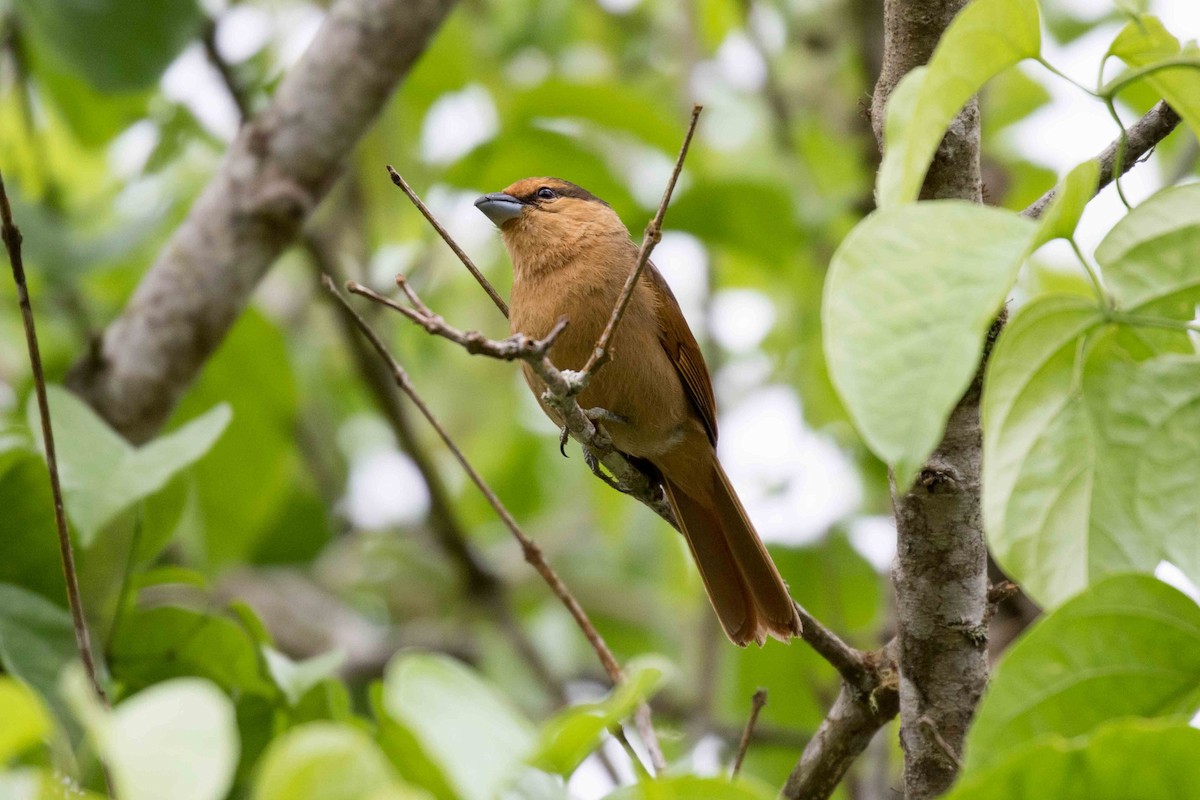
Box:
[68,0,456,442]
[870,1,987,797]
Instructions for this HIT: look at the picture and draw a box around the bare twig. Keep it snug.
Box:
[1022,101,1181,220]
[347,279,677,527]
[323,275,666,773]
[385,166,509,317]
[579,104,702,378]
[731,688,768,778]
[0,171,108,707]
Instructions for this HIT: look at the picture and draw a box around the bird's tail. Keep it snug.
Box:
[661,454,802,646]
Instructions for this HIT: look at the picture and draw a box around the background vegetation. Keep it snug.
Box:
[0,0,1198,798]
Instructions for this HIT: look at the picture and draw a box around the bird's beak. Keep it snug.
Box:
[474,193,524,226]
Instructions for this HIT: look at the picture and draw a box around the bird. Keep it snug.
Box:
[475,177,802,647]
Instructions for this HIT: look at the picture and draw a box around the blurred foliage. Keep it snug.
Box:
[0,0,1198,797]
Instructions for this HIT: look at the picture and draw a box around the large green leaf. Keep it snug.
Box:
[26,387,230,545]
[13,0,203,92]
[985,184,1200,605]
[0,678,51,763]
[824,201,1035,488]
[252,723,429,800]
[65,671,238,800]
[529,658,667,777]
[0,584,78,723]
[109,606,277,699]
[877,0,1041,205]
[948,720,1200,800]
[1108,16,1200,142]
[1096,183,1200,315]
[965,575,1200,770]
[378,652,536,800]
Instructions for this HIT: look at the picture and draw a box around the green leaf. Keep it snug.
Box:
[603,775,777,800]
[948,720,1200,800]
[109,606,276,699]
[965,575,1200,770]
[1096,183,1200,315]
[0,584,78,724]
[529,658,668,777]
[0,678,51,763]
[1032,159,1101,248]
[1108,16,1200,142]
[263,647,347,707]
[252,722,428,800]
[12,0,203,91]
[0,454,67,604]
[171,311,302,568]
[378,652,536,800]
[983,299,1200,606]
[824,202,1035,488]
[64,670,239,800]
[26,387,231,545]
[877,0,1041,205]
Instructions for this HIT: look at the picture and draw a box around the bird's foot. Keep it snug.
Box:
[583,447,628,493]
[582,406,628,425]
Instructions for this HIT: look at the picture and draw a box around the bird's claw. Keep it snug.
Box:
[583,447,629,493]
[558,426,570,458]
[582,406,628,425]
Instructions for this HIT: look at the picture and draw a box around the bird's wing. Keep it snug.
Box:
[645,263,719,445]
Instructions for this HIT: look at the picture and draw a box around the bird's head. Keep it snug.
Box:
[475,177,629,276]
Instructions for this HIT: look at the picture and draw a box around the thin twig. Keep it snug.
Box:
[323,275,667,774]
[1022,100,1181,220]
[731,688,768,778]
[0,171,108,706]
[347,278,677,527]
[579,105,702,378]
[385,166,510,317]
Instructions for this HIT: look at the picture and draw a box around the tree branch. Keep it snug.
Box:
[322,276,667,774]
[1,171,108,706]
[731,688,768,778]
[782,647,899,800]
[68,0,456,443]
[872,1,988,797]
[1022,100,1182,220]
[347,278,678,527]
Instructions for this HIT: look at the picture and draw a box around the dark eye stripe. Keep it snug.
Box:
[514,180,609,206]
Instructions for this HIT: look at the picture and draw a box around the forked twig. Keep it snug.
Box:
[0,171,108,706]
[323,276,667,773]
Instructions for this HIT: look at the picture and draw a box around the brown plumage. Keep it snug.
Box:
[475,177,802,646]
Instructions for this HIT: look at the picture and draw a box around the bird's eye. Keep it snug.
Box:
[536,187,556,200]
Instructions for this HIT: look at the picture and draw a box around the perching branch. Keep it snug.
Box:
[347,279,678,527]
[1,171,108,707]
[1022,100,1182,220]
[68,0,456,443]
[322,276,667,774]
[578,104,702,378]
